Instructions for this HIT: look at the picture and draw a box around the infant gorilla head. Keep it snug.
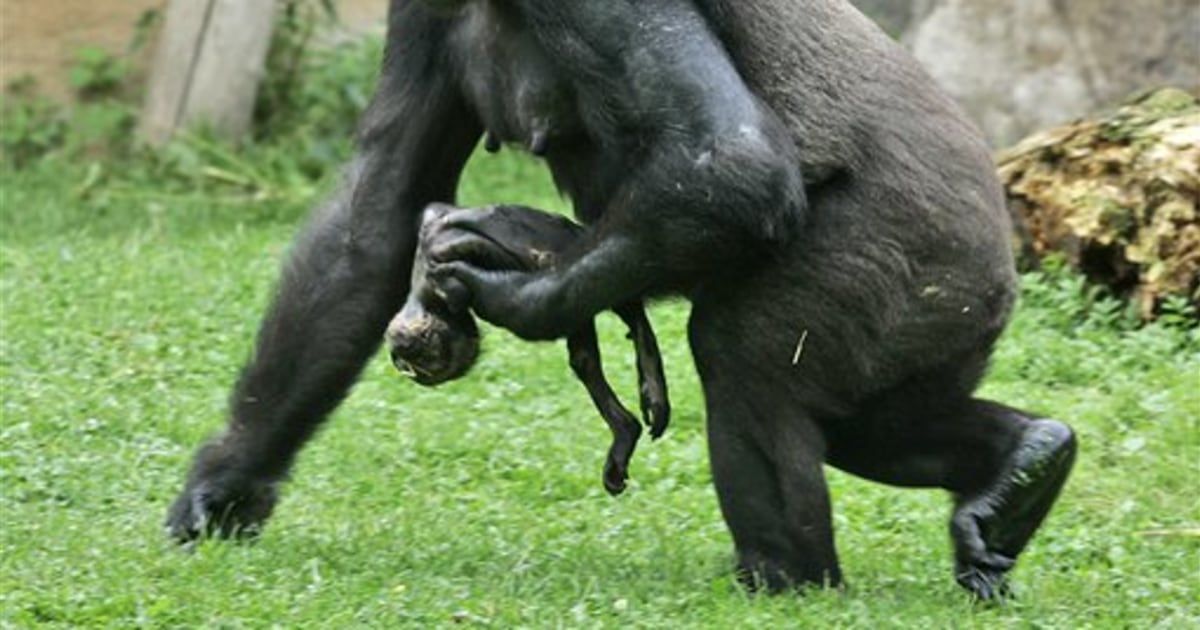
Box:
[385,203,581,385]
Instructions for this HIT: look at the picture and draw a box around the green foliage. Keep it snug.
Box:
[2,3,374,181]
[2,30,383,236]
[254,0,379,180]
[127,8,163,55]
[0,84,136,169]
[0,80,67,168]
[252,35,381,179]
[1,8,150,167]
[1158,295,1200,333]
[69,46,129,98]
[110,8,383,197]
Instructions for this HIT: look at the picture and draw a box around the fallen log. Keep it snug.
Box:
[999,88,1200,320]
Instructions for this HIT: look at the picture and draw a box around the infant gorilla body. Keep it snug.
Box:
[386,203,670,495]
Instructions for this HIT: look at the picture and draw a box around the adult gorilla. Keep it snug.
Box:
[166,0,1076,599]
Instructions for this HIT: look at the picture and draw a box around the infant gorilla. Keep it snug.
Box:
[386,203,670,495]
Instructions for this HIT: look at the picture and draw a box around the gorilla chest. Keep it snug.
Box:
[454,4,583,157]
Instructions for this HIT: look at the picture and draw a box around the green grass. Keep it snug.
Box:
[1,146,1198,629]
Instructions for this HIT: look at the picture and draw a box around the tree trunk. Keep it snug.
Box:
[138,0,276,145]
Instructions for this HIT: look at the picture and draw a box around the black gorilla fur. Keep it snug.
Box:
[167,0,1076,599]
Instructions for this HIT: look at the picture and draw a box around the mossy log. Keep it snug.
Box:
[999,88,1200,319]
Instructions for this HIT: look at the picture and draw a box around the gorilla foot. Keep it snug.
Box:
[955,562,1013,602]
[951,419,1077,599]
[617,305,670,441]
[735,550,843,594]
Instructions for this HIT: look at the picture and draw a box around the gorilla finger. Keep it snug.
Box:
[445,205,582,245]
[428,262,498,306]
[435,206,502,235]
[420,202,458,228]
[428,261,475,289]
[951,512,989,557]
[165,492,205,543]
[426,267,473,314]
[428,230,523,269]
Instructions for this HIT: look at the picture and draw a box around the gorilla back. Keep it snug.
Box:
[693,0,1020,404]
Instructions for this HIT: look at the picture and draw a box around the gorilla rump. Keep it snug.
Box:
[166,0,1076,600]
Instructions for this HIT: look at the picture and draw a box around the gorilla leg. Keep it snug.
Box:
[703,383,841,591]
[825,381,1076,599]
[692,310,841,591]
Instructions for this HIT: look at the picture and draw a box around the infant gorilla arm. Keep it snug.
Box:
[386,203,670,495]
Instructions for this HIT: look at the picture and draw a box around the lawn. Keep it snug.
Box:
[1,141,1197,628]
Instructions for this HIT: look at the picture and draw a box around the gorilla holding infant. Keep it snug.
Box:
[166,0,1077,599]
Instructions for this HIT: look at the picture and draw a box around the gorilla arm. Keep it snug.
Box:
[432,0,806,340]
[165,3,482,541]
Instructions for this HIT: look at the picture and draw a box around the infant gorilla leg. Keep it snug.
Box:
[566,322,642,495]
[386,203,670,494]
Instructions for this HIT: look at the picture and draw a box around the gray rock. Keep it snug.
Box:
[851,0,1200,147]
[851,0,936,36]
